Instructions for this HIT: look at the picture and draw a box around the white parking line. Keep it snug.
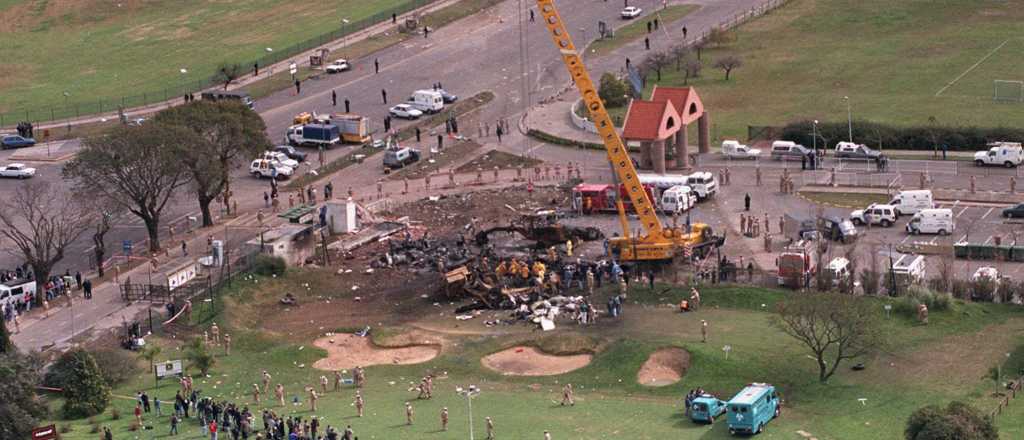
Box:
[900,235,911,245]
[981,207,995,220]
[984,236,993,245]
[955,207,969,218]
[929,236,938,244]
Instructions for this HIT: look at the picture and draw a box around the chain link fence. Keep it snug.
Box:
[0,0,440,128]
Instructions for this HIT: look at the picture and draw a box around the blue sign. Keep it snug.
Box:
[122,240,133,253]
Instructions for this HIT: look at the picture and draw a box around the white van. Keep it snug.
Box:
[769,140,811,161]
[686,171,718,200]
[892,254,926,286]
[661,185,695,214]
[888,190,933,216]
[974,142,1023,168]
[407,90,444,113]
[906,208,954,235]
[721,140,761,159]
[0,279,36,310]
[825,257,852,286]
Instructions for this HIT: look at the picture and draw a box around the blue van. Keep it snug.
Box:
[726,383,780,435]
[689,394,727,423]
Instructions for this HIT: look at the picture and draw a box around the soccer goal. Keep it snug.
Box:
[993,80,1024,102]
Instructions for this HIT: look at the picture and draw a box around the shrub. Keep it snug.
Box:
[781,120,1024,152]
[89,349,141,387]
[598,73,630,108]
[110,408,120,420]
[185,336,216,376]
[950,279,971,300]
[969,276,998,302]
[895,286,952,318]
[59,425,71,433]
[860,269,880,296]
[58,349,111,418]
[905,401,997,440]
[252,255,286,277]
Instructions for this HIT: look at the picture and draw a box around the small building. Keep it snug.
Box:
[246,224,320,267]
[621,86,710,173]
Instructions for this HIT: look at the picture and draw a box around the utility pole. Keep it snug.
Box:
[843,96,853,143]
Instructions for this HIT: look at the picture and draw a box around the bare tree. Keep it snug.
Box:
[89,198,125,278]
[774,292,884,383]
[669,44,691,71]
[214,63,243,90]
[642,52,671,82]
[713,55,743,80]
[0,182,91,305]
[683,56,703,85]
[706,27,735,47]
[65,124,192,253]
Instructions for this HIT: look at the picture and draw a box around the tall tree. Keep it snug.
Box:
[153,100,270,226]
[89,198,124,278]
[214,63,243,90]
[774,292,884,383]
[59,349,111,418]
[0,181,91,305]
[65,124,191,252]
[0,318,11,354]
[0,351,48,438]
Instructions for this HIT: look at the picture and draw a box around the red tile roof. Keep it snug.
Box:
[651,86,703,124]
[622,100,676,141]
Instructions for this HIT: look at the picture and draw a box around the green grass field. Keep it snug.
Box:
[41,269,1024,439]
[640,0,1024,144]
[0,0,415,117]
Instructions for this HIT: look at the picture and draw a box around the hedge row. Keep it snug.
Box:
[779,120,1024,152]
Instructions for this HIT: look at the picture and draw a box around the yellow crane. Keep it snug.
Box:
[536,0,718,261]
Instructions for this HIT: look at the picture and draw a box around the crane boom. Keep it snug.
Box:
[535,0,664,239]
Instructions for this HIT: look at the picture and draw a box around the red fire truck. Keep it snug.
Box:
[572,183,659,214]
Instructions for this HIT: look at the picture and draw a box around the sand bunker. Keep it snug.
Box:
[312,334,440,370]
[481,346,592,376]
[637,348,690,386]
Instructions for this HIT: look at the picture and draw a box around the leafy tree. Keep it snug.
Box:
[186,336,216,376]
[713,55,743,80]
[598,73,630,108]
[58,349,111,418]
[88,198,124,278]
[153,100,270,225]
[0,351,48,439]
[905,401,997,440]
[774,292,884,383]
[0,181,91,305]
[214,63,243,90]
[139,346,162,387]
[642,51,671,82]
[65,124,192,252]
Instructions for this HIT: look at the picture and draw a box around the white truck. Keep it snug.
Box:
[906,208,954,235]
[407,90,445,113]
[974,142,1023,168]
[686,171,718,200]
[887,190,933,216]
[892,254,926,287]
[249,159,293,179]
[721,140,761,159]
[660,185,696,214]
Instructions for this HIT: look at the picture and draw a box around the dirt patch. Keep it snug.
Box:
[481,346,592,376]
[455,150,543,173]
[637,347,690,386]
[312,333,440,370]
[386,140,484,181]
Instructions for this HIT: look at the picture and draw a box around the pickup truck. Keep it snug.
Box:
[250,159,293,179]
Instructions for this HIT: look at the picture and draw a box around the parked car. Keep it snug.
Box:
[262,151,299,169]
[1002,203,1024,218]
[273,145,308,162]
[437,89,459,103]
[249,159,293,179]
[325,59,351,73]
[801,216,858,243]
[689,394,727,424]
[769,140,811,161]
[0,163,35,179]
[850,203,897,227]
[621,6,642,18]
[834,141,883,160]
[721,140,761,160]
[389,104,423,119]
[1,134,36,149]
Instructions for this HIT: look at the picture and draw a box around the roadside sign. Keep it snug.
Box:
[155,360,183,379]
[31,425,58,440]
[122,240,133,254]
[289,62,298,75]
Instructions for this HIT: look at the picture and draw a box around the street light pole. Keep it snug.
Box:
[812,119,818,155]
[457,385,481,440]
[843,96,852,143]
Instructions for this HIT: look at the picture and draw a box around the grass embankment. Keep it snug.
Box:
[587,5,700,57]
[798,191,891,208]
[641,0,1024,144]
[45,275,1024,439]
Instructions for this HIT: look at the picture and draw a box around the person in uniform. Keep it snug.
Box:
[275,384,285,407]
[309,388,319,412]
[252,384,261,403]
[701,320,709,343]
[405,402,415,425]
[355,391,364,417]
[320,375,329,393]
[262,371,272,393]
[486,416,495,440]
[560,383,575,406]
[334,370,343,391]
[441,407,449,431]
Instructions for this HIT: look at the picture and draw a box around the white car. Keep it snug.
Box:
[262,151,299,169]
[389,104,423,120]
[721,140,761,160]
[621,6,642,18]
[0,163,35,178]
[250,159,293,179]
[325,59,351,74]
